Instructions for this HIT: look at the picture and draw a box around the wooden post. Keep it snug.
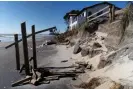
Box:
[32,25,37,69]
[21,22,30,75]
[111,5,115,21]
[109,5,112,22]
[86,10,88,22]
[14,34,20,70]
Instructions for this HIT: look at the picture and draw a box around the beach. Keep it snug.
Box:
[0,35,76,89]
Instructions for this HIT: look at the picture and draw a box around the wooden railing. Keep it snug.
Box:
[87,5,109,19]
[5,26,57,49]
[87,5,115,23]
[88,11,110,22]
[76,5,115,30]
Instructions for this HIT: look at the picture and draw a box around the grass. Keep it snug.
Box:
[119,2,133,43]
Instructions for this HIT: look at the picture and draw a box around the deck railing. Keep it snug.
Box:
[76,5,115,30]
[87,5,115,22]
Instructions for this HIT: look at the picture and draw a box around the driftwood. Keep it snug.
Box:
[12,76,32,87]
[12,71,77,87]
[12,64,86,87]
[74,61,93,70]
[61,60,68,63]
[44,76,59,80]
[75,61,87,65]
[30,68,42,85]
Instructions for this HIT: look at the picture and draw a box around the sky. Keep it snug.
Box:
[0,1,127,34]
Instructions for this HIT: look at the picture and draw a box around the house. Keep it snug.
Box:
[67,2,121,30]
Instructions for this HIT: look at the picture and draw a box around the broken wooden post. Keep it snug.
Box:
[109,5,112,22]
[111,5,115,21]
[32,25,37,69]
[5,27,57,49]
[14,34,20,70]
[21,22,30,75]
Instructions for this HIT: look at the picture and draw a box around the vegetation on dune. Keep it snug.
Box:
[120,1,133,43]
[55,29,78,43]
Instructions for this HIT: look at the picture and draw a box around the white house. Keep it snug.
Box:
[67,2,121,30]
[68,14,78,30]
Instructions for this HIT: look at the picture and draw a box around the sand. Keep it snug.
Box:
[11,45,77,89]
[0,38,77,89]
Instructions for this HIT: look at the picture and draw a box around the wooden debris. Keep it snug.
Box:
[75,61,88,69]
[12,76,32,87]
[19,64,25,73]
[30,79,37,85]
[29,70,37,85]
[61,60,68,63]
[44,76,59,80]
[75,61,87,65]
[41,81,50,84]
[12,64,86,87]
[29,57,33,61]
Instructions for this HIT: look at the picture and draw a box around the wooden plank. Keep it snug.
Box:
[5,26,57,49]
[88,11,110,22]
[32,25,37,69]
[21,22,30,75]
[19,64,25,73]
[14,34,20,70]
[87,5,109,19]
[12,76,32,87]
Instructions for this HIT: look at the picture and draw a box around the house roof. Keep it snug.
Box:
[77,1,121,16]
[68,14,78,16]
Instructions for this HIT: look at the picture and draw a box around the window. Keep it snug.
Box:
[84,12,86,17]
[87,11,92,16]
[97,11,103,16]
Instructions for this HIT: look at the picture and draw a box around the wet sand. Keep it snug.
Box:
[0,37,76,89]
